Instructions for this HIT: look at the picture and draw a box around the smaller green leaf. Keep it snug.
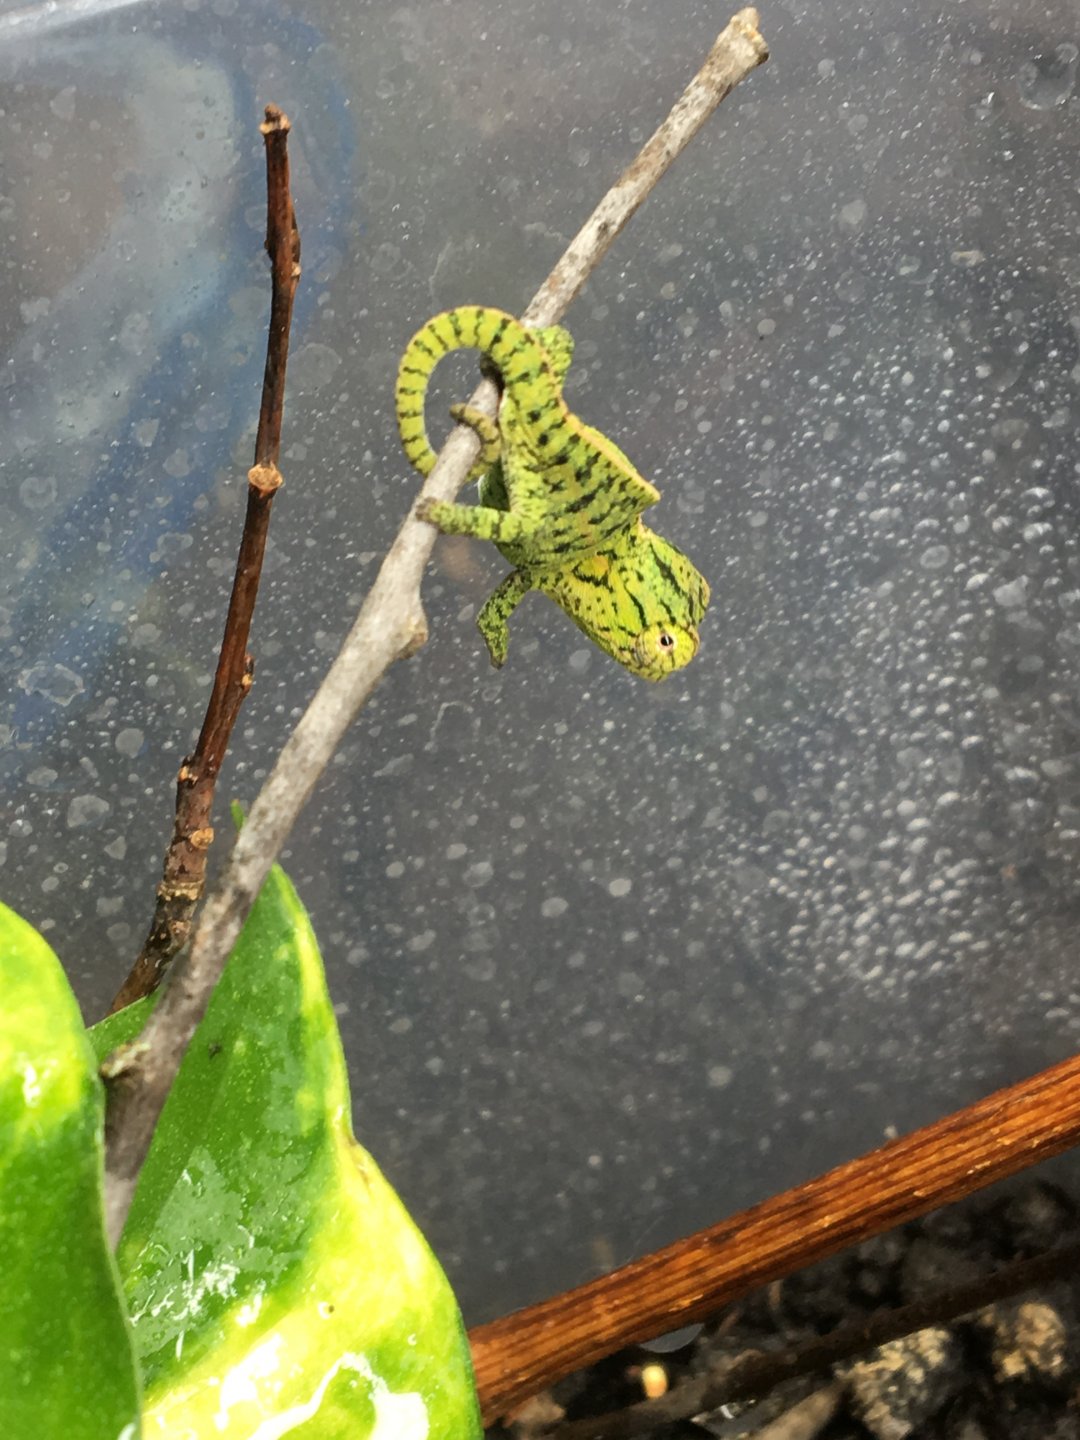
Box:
[88,992,158,1067]
[0,901,141,1439]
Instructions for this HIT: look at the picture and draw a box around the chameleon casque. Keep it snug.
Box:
[395,305,710,681]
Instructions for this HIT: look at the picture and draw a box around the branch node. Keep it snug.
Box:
[400,615,429,659]
[99,1039,151,1082]
[156,876,201,898]
[248,461,284,495]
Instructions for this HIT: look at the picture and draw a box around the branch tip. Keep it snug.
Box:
[260,104,291,136]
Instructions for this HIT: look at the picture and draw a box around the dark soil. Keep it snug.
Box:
[502,1182,1080,1440]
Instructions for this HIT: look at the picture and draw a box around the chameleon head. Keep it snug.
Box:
[553,529,710,680]
[627,621,701,681]
[621,530,710,680]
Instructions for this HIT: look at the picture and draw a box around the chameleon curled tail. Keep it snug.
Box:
[395,305,711,682]
[396,306,574,480]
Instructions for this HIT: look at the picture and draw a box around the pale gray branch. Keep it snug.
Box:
[102,9,768,1248]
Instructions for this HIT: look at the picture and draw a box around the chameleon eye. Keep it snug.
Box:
[658,632,675,650]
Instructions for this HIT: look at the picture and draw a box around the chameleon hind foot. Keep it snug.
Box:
[477,612,509,669]
[534,324,575,382]
[448,403,502,470]
[476,570,531,668]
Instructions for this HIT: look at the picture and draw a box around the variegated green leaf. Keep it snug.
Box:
[0,901,141,1439]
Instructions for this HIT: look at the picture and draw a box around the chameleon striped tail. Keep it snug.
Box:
[395,306,569,477]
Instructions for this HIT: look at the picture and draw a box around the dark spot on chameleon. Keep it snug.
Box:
[654,555,679,590]
[537,431,550,446]
[528,409,543,423]
[568,487,601,515]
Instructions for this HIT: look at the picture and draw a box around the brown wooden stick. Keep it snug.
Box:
[109,105,300,1013]
[470,1051,1080,1425]
[549,1234,1080,1438]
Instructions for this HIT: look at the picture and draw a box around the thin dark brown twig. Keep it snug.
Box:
[546,1237,1080,1438]
[109,105,300,1013]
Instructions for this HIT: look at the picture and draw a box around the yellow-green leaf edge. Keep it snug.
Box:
[0,901,141,1439]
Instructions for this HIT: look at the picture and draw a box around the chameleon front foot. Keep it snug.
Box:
[415,495,443,527]
[416,495,541,546]
[415,495,481,535]
[416,495,495,535]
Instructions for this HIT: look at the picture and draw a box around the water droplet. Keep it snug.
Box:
[1017,44,1078,110]
[19,662,84,707]
[289,341,341,392]
[1022,521,1053,543]
[116,726,145,758]
[993,577,1028,609]
[840,198,867,228]
[465,860,493,888]
[19,475,57,510]
[67,794,110,829]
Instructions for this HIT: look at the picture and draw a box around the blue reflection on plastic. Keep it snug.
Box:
[0,0,356,784]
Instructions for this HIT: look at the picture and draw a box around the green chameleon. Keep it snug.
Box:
[395,305,710,681]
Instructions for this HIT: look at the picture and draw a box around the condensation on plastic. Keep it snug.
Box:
[3,0,1080,1324]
